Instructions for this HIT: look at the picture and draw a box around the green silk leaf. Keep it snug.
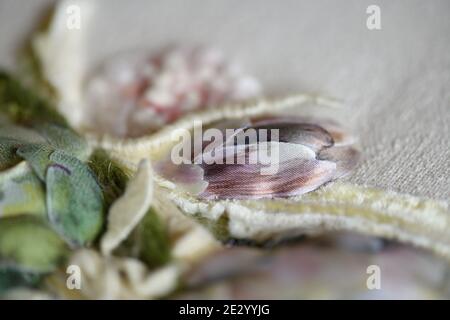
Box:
[0,137,22,171]
[35,124,89,161]
[88,149,130,209]
[0,215,68,273]
[138,208,171,269]
[0,71,67,127]
[46,151,104,246]
[16,143,53,181]
[0,267,42,295]
[0,162,46,218]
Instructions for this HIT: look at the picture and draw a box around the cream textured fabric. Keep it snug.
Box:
[0,0,448,200]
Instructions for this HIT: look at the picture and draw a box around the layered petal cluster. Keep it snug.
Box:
[84,47,261,137]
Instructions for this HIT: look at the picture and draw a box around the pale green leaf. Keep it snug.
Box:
[0,137,22,171]
[0,162,46,218]
[0,215,68,273]
[100,160,152,255]
[16,143,53,181]
[46,150,104,246]
[36,124,89,161]
[0,124,46,144]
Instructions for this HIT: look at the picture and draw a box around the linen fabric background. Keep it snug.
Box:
[0,0,448,201]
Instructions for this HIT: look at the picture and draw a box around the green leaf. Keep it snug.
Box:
[46,151,104,246]
[0,125,48,171]
[16,143,53,181]
[0,267,42,295]
[138,208,171,269]
[0,215,68,273]
[0,71,67,127]
[88,149,130,209]
[0,137,22,170]
[0,123,46,144]
[0,162,46,218]
[36,123,89,161]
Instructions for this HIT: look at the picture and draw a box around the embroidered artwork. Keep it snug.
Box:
[0,0,449,300]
